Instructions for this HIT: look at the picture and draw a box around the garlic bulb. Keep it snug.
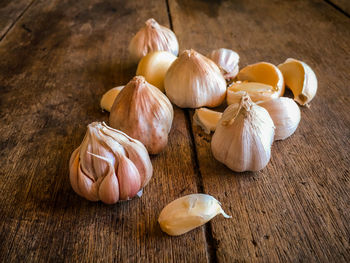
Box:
[129,18,179,62]
[278,58,317,105]
[208,48,240,80]
[100,86,124,112]
[164,49,227,108]
[69,122,153,204]
[211,95,275,172]
[109,76,174,154]
[158,194,231,236]
[136,51,177,92]
[193,108,222,134]
[257,97,301,141]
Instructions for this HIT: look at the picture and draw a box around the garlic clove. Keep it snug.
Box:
[237,62,285,99]
[208,48,240,80]
[136,51,177,92]
[211,94,275,172]
[227,82,277,105]
[164,49,227,108]
[257,97,301,140]
[278,58,317,106]
[100,86,124,112]
[129,18,179,62]
[193,108,222,134]
[110,76,174,154]
[158,194,231,236]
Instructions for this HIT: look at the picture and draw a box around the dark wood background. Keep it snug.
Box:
[0,0,349,262]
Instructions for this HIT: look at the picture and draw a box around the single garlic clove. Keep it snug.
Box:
[237,62,285,98]
[164,49,227,108]
[110,76,174,154]
[227,82,277,105]
[278,58,317,106]
[193,108,222,134]
[158,194,231,236]
[208,48,240,80]
[211,94,275,172]
[257,97,301,141]
[129,18,179,62]
[100,86,124,112]
[136,51,177,92]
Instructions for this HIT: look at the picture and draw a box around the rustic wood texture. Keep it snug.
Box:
[0,0,209,262]
[169,0,350,262]
[0,0,34,40]
[328,0,350,15]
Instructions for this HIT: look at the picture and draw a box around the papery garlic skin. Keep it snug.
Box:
[193,108,222,134]
[211,95,275,172]
[208,48,240,80]
[69,122,153,204]
[258,97,301,141]
[136,51,177,92]
[278,58,317,106]
[109,76,174,154]
[100,86,124,112]
[158,194,231,236]
[164,49,227,108]
[129,18,179,62]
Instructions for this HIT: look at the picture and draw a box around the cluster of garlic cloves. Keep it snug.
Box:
[208,48,240,81]
[109,76,174,154]
[69,122,153,204]
[129,18,179,62]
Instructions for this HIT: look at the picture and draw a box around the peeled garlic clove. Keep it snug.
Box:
[109,76,174,154]
[129,18,179,62]
[193,108,222,134]
[208,48,240,80]
[236,62,285,98]
[258,97,301,141]
[158,194,231,236]
[165,49,227,108]
[227,82,278,105]
[136,51,177,92]
[211,95,275,172]
[100,86,124,112]
[278,58,317,106]
[69,122,153,204]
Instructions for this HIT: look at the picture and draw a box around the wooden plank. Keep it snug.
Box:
[0,0,208,262]
[168,0,350,261]
[0,0,34,40]
[327,0,350,15]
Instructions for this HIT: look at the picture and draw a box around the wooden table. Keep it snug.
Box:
[1,0,349,262]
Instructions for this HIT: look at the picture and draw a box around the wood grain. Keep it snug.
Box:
[169,0,350,261]
[0,0,208,262]
[327,0,350,15]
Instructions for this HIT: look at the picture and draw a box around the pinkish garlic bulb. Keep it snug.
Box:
[69,122,153,204]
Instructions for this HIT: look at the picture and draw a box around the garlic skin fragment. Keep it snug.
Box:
[69,122,153,204]
[258,97,301,141]
[208,48,240,80]
[278,58,317,106]
[136,51,177,92]
[109,76,174,154]
[164,49,227,108]
[193,108,222,134]
[158,194,231,236]
[129,18,179,62]
[100,86,124,112]
[211,95,275,172]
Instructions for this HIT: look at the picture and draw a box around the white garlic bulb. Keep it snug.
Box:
[164,49,227,108]
[69,122,153,204]
[211,95,275,172]
[208,48,240,80]
[129,18,179,62]
[158,194,231,236]
[109,76,174,154]
[257,97,301,141]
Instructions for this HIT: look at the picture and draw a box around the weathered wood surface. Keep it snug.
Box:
[0,0,208,262]
[169,0,350,261]
[328,0,350,15]
[0,0,349,262]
